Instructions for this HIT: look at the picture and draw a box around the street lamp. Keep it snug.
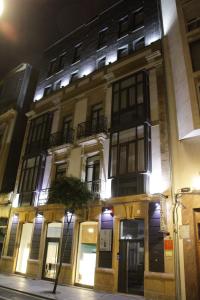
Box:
[0,0,4,17]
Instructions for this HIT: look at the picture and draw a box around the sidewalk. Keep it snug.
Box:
[0,273,145,300]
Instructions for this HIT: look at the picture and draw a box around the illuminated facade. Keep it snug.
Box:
[161,0,200,299]
[0,1,177,299]
[0,63,37,258]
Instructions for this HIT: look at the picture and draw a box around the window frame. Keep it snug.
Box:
[98,28,108,49]
[118,15,129,38]
[73,43,82,63]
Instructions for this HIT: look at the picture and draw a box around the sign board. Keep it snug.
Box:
[160,198,167,232]
[179,225,190,239]
[164,239,173,257]
[100,229,112,251]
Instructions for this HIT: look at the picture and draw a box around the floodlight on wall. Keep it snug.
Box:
[102,207,113,217]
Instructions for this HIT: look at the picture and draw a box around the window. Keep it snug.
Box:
[85,155,100,195]
[131,8,144,31]
[26,113,53,155]
[54,80,61,91]
[73,44,82,63]
[0,218,8,257]
[70,71,79,83]
[55,162,67,179]
[119,16,129,37]
[187,17,200,32]
[117,46,129,59]
[90,103,103,132]
[134,37,145,51]
[43,86,52,97]
[112,72,148,129]
[109,126,150,178]
[190,39,200,71]
[98,28,108,49]
[62,115,73,143]
[58,53,65,71]
[48,60,57,77]
[97,57,106,69]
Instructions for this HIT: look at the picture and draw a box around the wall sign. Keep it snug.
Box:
[164,239,173,257]
[100,229,112,251]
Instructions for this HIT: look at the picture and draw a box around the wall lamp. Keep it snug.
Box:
[102,207,113,217]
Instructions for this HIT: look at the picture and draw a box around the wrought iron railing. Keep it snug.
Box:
[77,116,107,139]
[48,129,74,148]
[86,179,102,199]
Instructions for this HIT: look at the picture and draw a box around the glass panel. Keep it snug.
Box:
[129,86,136,106]
[121,76,135,89]
[119,144,127,175]
[138,139,144,171]
[128,142,135,172]
[121,90,127,110]
[47,223,62,238]
[16,223,33,274]
[111,146,117,177]
[111,133,118,145]
[45,242,59,279]
[137,83,143,104]
[119,128,136,143]
[137,126,144,138]
[113,93,119,113]
[114,83,119,92]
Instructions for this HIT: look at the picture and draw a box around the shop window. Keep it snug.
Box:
[7,215,19,257]
[47,59,57,77]
[0,218,8,257]
[190,39,200,71]
[98,28,108,49]
[118,16,129,37]
[73,43,82,63]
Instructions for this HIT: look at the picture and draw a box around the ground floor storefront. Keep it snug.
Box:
[0,196,175,300]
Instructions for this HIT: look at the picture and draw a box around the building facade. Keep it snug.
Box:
[0,64,37,259]
[1,1,176,299]
[161,0,200,299]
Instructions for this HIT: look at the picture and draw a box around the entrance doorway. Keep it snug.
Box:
[118,219,144,295]
[16,223,33,274]
[43,223,62,280]
[194,210,200,295]
[75,222,98,287]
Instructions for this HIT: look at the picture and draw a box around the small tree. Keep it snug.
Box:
[48,176,93,294]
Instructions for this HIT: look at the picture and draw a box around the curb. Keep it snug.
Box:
[0,285,55,300]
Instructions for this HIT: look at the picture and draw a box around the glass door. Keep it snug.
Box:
[118,219,144,295]
[16,223,33,274]
[43,239,59,279]
[76,222,98,287]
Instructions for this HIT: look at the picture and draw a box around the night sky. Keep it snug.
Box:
[0,0,117,78]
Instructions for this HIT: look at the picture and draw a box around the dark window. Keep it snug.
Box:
[70,71,79,83]
[119,16,129,37]
[97,57,106,69]
[58,53,65,71]
[55,162,67,180]
[54,80,61,91]
[48,60,57,77]
[99,211,113,268]
[73,44,82,63]
[187,17,200,32]
[62,214,75,263]
[43,86,52,97]
[117,46,129,59]
[131,8,144,31]
[134,37,145,51]
[112,72,149,129]
[26,113,53,155]
[190,39,200,71]
[109,126,150,178]
[98,28,108,49]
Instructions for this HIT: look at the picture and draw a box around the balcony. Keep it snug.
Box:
[77,116,108,144]
[86,179,102,199]
[19,189,49,207]
[48,129,74,148]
